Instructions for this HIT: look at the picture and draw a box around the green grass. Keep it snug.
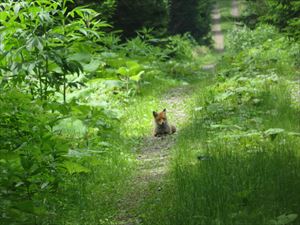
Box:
[140,72,300,225]
[120,77,181,138]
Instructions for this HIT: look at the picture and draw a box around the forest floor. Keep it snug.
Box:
[116,1,238,224]
[116,86,193,225]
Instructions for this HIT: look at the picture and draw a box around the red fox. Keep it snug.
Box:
[153,109,176,137]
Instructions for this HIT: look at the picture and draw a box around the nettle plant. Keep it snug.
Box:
[0,0,109,102]
[117,61,144,95]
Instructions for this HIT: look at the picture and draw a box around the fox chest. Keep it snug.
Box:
[155,123,171,134]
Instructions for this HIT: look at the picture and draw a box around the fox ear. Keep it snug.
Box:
[163,108,166,112]
[153,111,158,117]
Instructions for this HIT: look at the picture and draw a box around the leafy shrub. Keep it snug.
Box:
[226,25,280,53]
[222,25,300,77]
[164,34,197,60]
[72,0,117,22]
[0,89,70,224]
[243,0,300,39]
[0,0,109,102]
[0,88,128,224]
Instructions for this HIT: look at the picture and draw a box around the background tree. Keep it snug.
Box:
[113,0,168,38]
[168,0,212,43]
[244,0,300,39]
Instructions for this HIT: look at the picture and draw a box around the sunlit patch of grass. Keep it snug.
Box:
[120,61,212,139]
[120,77,181,139]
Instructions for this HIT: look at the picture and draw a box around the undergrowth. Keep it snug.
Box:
[141,24,300,225]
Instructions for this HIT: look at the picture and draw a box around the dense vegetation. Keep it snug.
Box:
[1,0,299,225]
[243,0,300,39]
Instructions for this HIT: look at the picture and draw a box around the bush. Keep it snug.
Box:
[221,25,300,77]
[0,89,70,224]
[243,0,300,39]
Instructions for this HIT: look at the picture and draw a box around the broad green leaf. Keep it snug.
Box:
[13,3,21,15]
[270,213,298,225]
[126,61,141,72]
[130,71,144,81]
[63,161,90,174]
[54,118,87,138]
[103,80,123,88]
[0,11,8,21]
[83,59,102,72]
[117,67,128,76]
[26,36,43,51]
[68,51,91,63]
[20,155,33,170]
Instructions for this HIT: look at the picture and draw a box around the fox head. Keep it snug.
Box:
[153,109,168,125]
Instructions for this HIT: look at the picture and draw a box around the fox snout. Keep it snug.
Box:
[158,120,166,125]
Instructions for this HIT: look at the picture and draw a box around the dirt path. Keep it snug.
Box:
[202,4,224,71]
[231,0,240,18]
[116,86,192,225]
[211,4,224,52]
[116,2,239,224]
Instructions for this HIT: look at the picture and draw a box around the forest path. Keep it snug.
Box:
[231,0,240,18]
[202,3,224,71]
[211,4,224,52]
[116,86,193,225]
[116,1,239,224]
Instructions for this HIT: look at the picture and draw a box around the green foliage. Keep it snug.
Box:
[73,0,117,22]
[243,0,300,39]
[0,89,69,224]
[7,1,298,224]
[0,0,109,102]
[165,34,196,60]
[223,25,300,77]
[270,214,298,225]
